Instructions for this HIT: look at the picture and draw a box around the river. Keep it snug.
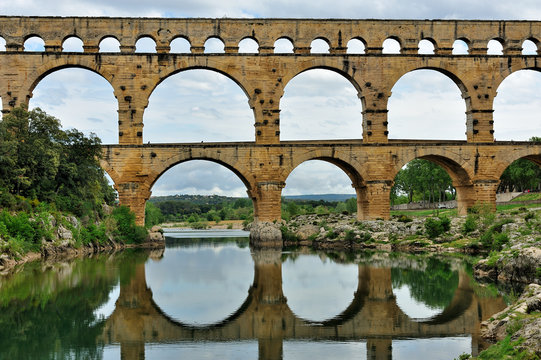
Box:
[0,229,509,360]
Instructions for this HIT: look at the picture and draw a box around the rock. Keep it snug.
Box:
[57,225,73,241]
[249,221,282,247]
[499,247,541,284]
[295,225,319,240]
[148,231,165,242]
[150,225,163,233]
[68,216,79,228]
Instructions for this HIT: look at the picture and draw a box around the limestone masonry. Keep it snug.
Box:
[0,17,540,225]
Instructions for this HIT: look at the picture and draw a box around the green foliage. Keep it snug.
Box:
[0,106,115,218]
[391,159,455,205]
[111,206,147,244]
[477,335,538,360]
[463,214,477,234]
[397,215,413,223]
[280,225,299,242]
[145,201,164,228]
[425,216,450,239]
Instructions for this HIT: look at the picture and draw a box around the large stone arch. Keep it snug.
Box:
[492,148,541,181]
[392,149,475,215]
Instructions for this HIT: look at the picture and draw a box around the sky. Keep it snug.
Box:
[1,0,541,197]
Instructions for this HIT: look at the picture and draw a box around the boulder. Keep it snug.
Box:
[249,221,282,248]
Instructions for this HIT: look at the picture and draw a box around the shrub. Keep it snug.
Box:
[462,214,477,234]
[280,226,298,242]
[425,216,450,239]
[112,206,147,244]
[397,215,413,223]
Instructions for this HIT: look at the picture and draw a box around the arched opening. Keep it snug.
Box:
[146,159,253,323]
[522,39,538,55]
[144,69,254,143]
[282,160,358,220]
[493,69,541,140]
[274,37,294,53]
[418,39,435,54]
[62,36,83,52]
[388,69,467,140]
[391,158,456,211]
[24,36,45,51]
[29,68,118,144]
[452,39,469,55]
[0,36,6,51]
[280,68,362,140]
[238,38,258,53]
[310,38,330,54]
[99,37,120,52]
[282,252,358,323]
[204,37,225,53]
[135,36,157,53]
[382,37,400,54]
[391,155,473,216]
[150,160,253,226]
[392,258,459,319]
[346,38,365,54]
[498,156,541,195]
[487,39,503,55]
[170,37,191,53]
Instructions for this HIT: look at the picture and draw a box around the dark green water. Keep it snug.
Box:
[0,229,508,360]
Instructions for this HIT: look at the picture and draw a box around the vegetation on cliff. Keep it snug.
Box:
[0,106,147,259]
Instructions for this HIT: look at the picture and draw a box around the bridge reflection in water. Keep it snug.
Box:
[99,250,506,360]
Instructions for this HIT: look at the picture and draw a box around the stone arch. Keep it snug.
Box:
[274,37,294,53]
[279,66,363,140]
[487,38,504,55]
[204,36,225,53]
[62,36,84,52]
[135,36,157,53]
[310,37,330,53]
[382,36,401,54]
[387,67,469,140]
[522,38,539,55]
[452,38,469,54]
[169,36,191,53]
[238,37,259,53]
[418,38,436,54]
[346,37,366,54]
[99,36,121,52]
[492,150,541,182]
[24,35,45,51]
[391,152,474,215]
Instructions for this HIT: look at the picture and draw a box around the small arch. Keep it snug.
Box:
[99,37,121,53]
[204,37,225,53]
[0,36,6,51]
[274,37,294,53]
[382,37,401,54]
[238,37,259,53]
[170,37,191,53]
[135,36,157,53]
[24,36,45,52]
[487,39,504,55]
[452,39,469,55]
[62,36,84,52]
[522,39,538,55]
[418,39,435,54]
[346,38,365,54]
[310,38,330,54]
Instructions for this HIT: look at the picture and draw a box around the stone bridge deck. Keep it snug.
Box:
[101,140,541,225]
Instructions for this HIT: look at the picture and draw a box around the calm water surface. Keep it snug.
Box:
[0,229,508,360]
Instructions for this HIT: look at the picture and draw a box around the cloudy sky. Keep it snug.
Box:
[1,0,541,197]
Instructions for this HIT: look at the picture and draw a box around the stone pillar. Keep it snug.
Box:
[366,338,393,360]
[117,182,151,226]
[473,180,499,211]
[117,95,145,145]
[120,342,145,360]
[258,338,283,360]
[360,266,394,301]
[454,184,475,216]
[252,181,284,222]
[252,250,286,305]
[358,181,392,220]
[360,87,389,143]
[465,83,496,143]
[250,86,282,145]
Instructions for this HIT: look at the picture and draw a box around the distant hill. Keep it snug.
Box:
[283,194,356,202]
[149,193,356,204]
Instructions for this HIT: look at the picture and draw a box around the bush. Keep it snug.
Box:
[397,215,413,223]
[112,206,147,244]
[425,216,450,239]
[462,214,477,234]
[280,226,298,242]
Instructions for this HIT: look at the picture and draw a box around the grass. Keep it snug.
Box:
[511,193,541,202]
[390,208,458,217]
[497,203,541,211]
